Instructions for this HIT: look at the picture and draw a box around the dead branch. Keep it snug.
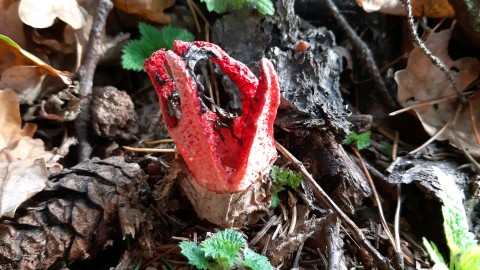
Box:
[75,0,129,161]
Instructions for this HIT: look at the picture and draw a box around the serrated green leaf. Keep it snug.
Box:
[342,131,371,150]
[200,0,274,15]
[356,131,371,150]
[121,23,194,71]
[270,166,302,188]
[243,248,273,270]
[179,241,210,270]
[200,229,246,268]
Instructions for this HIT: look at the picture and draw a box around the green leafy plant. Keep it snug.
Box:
[200,0,275,16]
[423,167,480,270]
[269,166,302,208]
[121,23,194,71]
[342,131,371,150]
[180,229,273,270]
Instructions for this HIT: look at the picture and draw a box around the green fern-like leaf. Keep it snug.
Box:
[269,166,302,208]
[179,241,209,270]
[200,229,246,268]
[270,166,302,188]
[243,248,273,270]
[200,0,274,15]
[121,23,194,71]
[342,131,371,150]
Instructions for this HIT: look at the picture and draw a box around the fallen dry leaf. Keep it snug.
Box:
[19,0,87,29]
[0,34,71,103]
[113,0,175,24]
[1,66,46,104]
[394,29,480,156]
[356,0,454,18]
[0,88,58,218]
[0,1,26,48]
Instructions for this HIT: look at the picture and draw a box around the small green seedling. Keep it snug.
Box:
[180,229,273,270]
[423,167,480,270]
[121,23,194,71]
[342,131,371,150]
[269,166,302,208]
[200,0,275,15]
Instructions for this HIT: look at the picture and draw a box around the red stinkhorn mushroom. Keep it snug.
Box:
[144,41,280,193]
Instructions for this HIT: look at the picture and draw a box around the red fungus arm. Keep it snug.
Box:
[144,41,280,193]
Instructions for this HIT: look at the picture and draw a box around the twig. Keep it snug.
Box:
[392,131,399,161]
[468,97,480,145]
[452,106,480,172]
[274,141,394,270]
[323,0,397,109]
[250,215,280,246]
[75,0,128,161]
[143,139,174,145]
[326,213,344,270]
[351,147,396,252]
[409,116,453,155]
[292,239,304,269]
[49,137,79,164]
[122,146,175,153]
[389,91,472,116]
[394,185,404,270]
[287,190,297,236]
[402,0,462,97]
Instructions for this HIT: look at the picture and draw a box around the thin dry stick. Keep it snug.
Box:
[274,141,394,270]
[468,97,480,145]
[292,240,305,268]
[393,184,405,270]
[394,185,402,253]
[351,147,396,251]
[392,131,399,161]
[324,0,397,109]
[451,105,480,172]
[354,52,408,84]
[389,91,473,116]
[186,0,201,33]
[143,139,174,145]
[409,116,453,155]
[287,190,297,236]
[402,0,461,97]
[122,146,175,153]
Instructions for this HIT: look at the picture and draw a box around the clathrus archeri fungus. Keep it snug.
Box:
[144,41,280,193]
